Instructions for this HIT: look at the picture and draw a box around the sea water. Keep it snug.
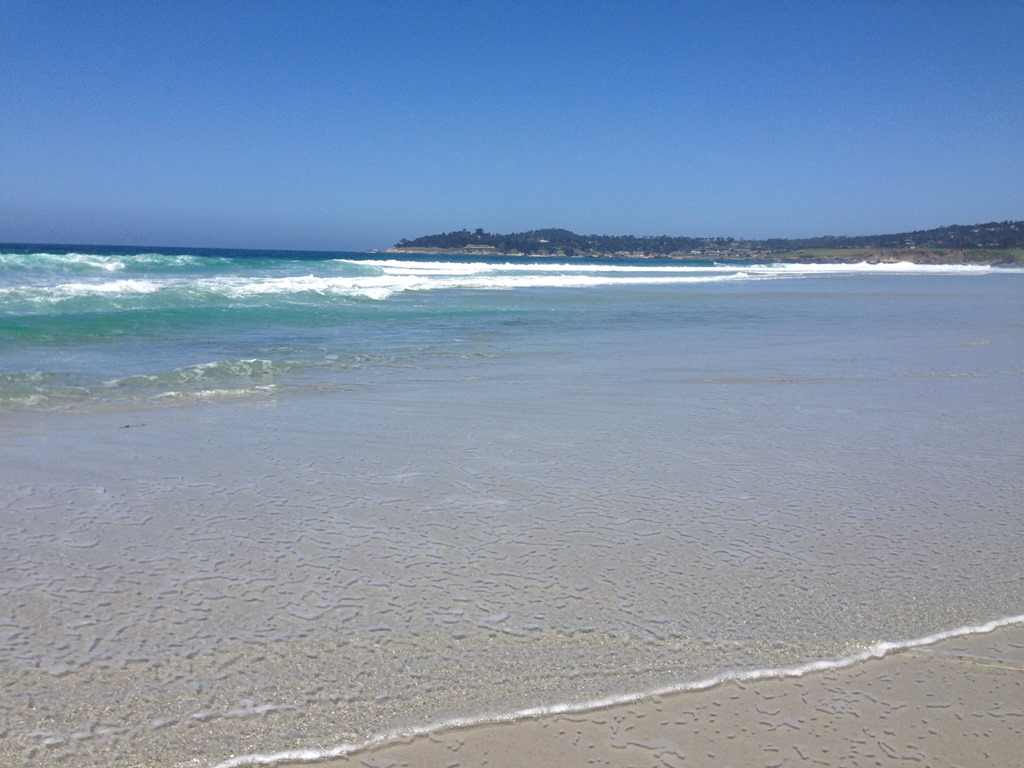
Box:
[1,245,1022,766]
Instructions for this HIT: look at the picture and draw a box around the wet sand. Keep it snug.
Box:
[308,624,1024,768]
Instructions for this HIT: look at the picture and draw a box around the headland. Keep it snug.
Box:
[389,221,1024,264]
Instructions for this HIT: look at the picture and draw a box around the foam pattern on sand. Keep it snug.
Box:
[210,615,1024,767]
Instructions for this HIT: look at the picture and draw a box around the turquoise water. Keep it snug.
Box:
[2,244,1023,766]
[4,244,1012,409]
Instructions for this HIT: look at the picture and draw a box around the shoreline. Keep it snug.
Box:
[211,616,1024,767]
[384,246,1023,265]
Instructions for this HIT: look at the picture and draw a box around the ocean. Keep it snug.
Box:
[2,244,1022,767]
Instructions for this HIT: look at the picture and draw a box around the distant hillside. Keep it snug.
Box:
[392,221,1024,263]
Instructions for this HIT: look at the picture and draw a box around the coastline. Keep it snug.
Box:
[384,246,1023,265]
[214,617,1024,767]
[387,220,1024,265]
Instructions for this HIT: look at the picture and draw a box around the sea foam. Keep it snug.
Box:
[1,258,1009,311]
[210,614,1024,768]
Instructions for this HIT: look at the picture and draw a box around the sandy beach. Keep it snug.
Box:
[4,259,1022,768]
[307,623,1024,768]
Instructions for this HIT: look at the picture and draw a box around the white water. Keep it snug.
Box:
[211,614,1024,767]
[1,258,1006,305]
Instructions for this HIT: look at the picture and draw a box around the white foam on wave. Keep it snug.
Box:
[346,259,738,274]
[0,282,151,306]
[57,252,127,271]
[179,358,276,376]
[754,260,999,275]
[209,613,1024,768]
[153,385,278,401]
[348,258,1010,277]
[4,260,1011,308]
[42,278,165,298]
[202,274,425,301]
[0,251,127,271]
[200,270,754,301]
[2,250,206,270]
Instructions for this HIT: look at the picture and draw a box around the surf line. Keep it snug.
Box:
[209,613,1024,768]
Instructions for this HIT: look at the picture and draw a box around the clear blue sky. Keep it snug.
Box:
[2,1,1022,251]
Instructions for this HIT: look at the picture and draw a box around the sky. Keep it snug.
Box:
[1,1,1022,251]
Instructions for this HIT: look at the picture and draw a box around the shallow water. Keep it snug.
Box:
[1,248,1022,766]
